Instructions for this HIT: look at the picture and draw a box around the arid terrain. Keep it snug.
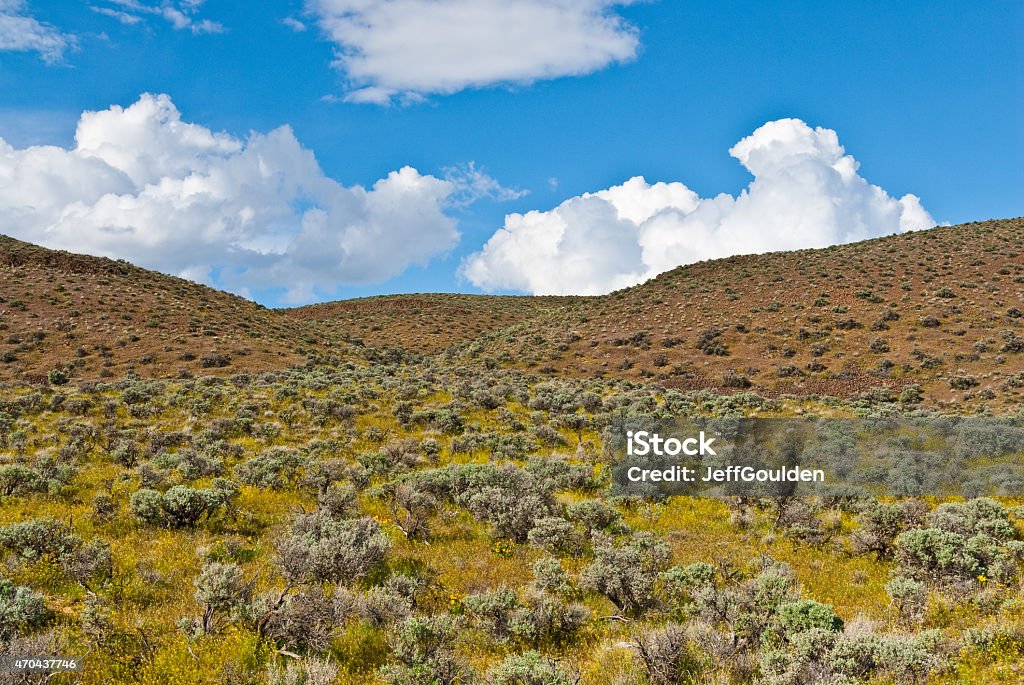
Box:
[4,218,1023,410]
[0,220,1023,685]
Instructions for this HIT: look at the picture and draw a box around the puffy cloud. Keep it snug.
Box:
[0,0,75,62]
[306,0,639,104]
[463,119,937,295]
[93,0,224,34]
[0,94,468,303]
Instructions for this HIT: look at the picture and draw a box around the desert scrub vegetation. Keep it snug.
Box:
[0,359,1020,684]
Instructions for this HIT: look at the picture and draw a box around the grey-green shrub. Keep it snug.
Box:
[129,488,164,524]
[526,516,583,555]
[194,561,251,634]
[773,599,843,636]
[0,464,44,497]
[487,650,574,685]
[129,480,239,528]
[580,532,671,616]
[0,578,50,640]
[531,557,574,597]
[0,518,81,561]
[850,500,927,560]
[379,615,468,685]
[565,499,624,535]
[506,592,589,648]
[235,447,304,490]
[656,562,716,617]
[276,512,390,584]
[467,486,550,542]
[885,576,927,623]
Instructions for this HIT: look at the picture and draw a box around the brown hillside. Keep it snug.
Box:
[0,235,355,383]
[461,218,1024,408]
[286,293,581,355]
[3,219,1022,407]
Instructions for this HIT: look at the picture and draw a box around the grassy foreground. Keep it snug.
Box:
[0,360,1022,684]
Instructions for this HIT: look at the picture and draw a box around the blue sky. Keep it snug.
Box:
[0,1,1021,306]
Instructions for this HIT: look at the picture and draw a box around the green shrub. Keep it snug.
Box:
[506,593,589,648]
[696,327,729,356]
[0,464,44,497]
[467,487,551,542]
[0,518,81,561]
[894,529,989,585]
[194,561,252,634]
[162,485,216,527]
[129,488,164,525]
[851,500,927,560]
[464,588,519,642]
[235,447,304,490]
[565,499,623,535]
[531,557,574,597]
[526,516,582,556]
[129,480,239,528]
[885,576,927,623]
[774,599,843,636]
[47,370,69,386]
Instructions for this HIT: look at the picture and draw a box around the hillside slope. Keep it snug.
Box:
[286,293,582,355]
[3,218,1022,408]
[462,218,1024,407]
[0,235,356,383]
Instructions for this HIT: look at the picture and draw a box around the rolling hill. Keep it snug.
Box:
[0,235,357,383]
[3,217,1022,407]
[285,293,580,356]
[456,217,1024,407]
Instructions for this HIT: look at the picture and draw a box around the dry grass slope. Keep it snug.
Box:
[0,235,358,384]
[3,217,1022,409]
[459,218,1024,409]
[286,294,581,355]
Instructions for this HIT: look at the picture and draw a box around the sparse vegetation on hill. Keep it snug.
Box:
[448,218,1024,411]
[4,218,1023,410]
[0,235,359,384]
[286,294,580,356]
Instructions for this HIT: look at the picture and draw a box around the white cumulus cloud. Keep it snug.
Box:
[306,0,640,104]
[0,0,75,62]
[0,93,475,303]
[462,118,937,295]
